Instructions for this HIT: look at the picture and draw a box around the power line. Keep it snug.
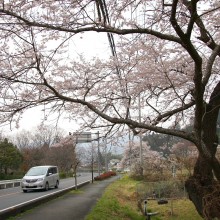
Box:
[95,0,121,76]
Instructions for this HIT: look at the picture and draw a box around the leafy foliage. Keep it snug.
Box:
[94,171,116,181]
[143,133,179,156]
[0,138,23,175]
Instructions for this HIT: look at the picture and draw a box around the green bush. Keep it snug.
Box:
[0,172,24,180]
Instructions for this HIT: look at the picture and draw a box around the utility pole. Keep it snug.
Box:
[138,93,143,168]
[91,143,94,183]
[97,131,101,175]
[104,137,108,172]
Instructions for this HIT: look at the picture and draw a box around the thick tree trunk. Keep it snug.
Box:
[185,156,220,219]
[185,82,220,219]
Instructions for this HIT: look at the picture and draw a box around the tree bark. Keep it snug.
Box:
[185,82,220,219]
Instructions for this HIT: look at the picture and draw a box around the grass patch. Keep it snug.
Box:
[6,209,34,220]
[146,199,202,220]
[85,175,145,220]
[85,175,203,220]
[69,189,84,194]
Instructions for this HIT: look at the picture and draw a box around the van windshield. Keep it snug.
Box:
[26,167,48,176]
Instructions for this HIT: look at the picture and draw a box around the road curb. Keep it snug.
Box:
[0,180,91,219]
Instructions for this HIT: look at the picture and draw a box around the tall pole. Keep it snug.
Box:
[104,137,108,172]
[138,94,143,168]
[91,143,94,183]
[129,129,132,170]
[97,131,101,175]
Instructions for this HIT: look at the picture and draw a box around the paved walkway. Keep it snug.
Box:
[12,176,119,220]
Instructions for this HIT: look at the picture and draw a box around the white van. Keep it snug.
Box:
[21,166,59,192]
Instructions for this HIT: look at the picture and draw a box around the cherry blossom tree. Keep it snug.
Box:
[121,140,167,180]
[0,1,219,218]
[170,140,198,176]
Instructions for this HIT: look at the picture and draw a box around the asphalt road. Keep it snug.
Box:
[5,175,120,220]
[0,173,94,211]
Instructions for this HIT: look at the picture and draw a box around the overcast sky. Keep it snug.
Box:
[1,32,111,135]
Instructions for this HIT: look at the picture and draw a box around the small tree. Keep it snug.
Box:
[80,143,98,183]
[0,138,23,175]
[51,135,77,173]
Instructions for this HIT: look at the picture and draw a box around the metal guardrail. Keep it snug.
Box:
[0,179,22,189]
[0,171,95,190]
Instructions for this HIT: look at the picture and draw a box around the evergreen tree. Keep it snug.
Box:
[0,138,23,175]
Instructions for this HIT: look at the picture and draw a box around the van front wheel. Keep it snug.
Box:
[45,182,49,191]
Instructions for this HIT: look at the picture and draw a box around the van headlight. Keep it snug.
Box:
[37,178,44,182]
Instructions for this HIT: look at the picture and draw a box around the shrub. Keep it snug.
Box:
[94,171,116,181]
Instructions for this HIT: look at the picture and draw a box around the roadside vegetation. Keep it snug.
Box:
[85,175,202,220]
[0,125,122,181]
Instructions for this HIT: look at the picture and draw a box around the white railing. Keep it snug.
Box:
[0,179,22,189]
